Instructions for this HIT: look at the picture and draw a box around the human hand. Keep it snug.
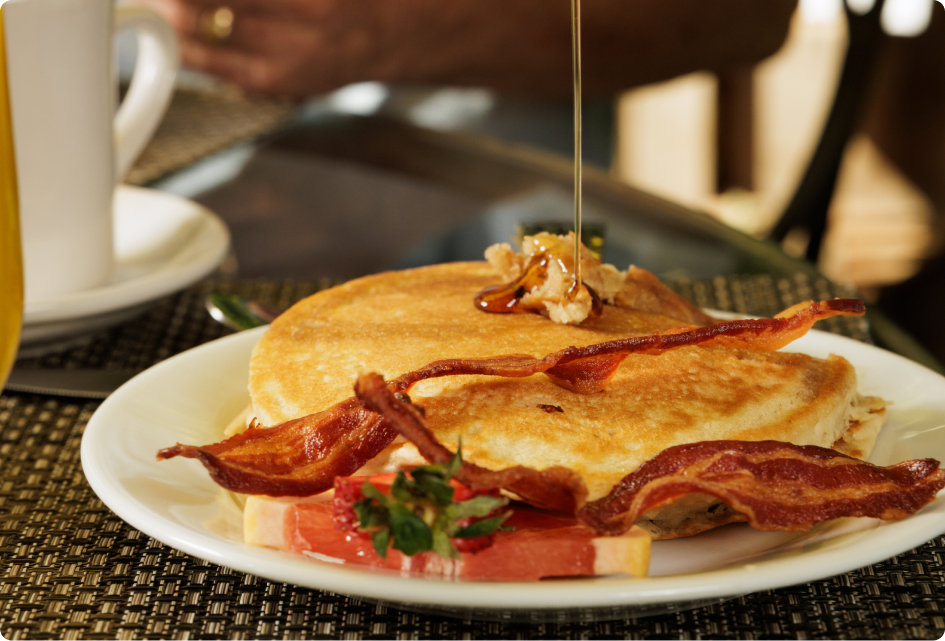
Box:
[131,0,797,100]
[130,0,569,99]
[131,0,396,97]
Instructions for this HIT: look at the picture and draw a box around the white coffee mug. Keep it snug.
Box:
[1,0,178,302]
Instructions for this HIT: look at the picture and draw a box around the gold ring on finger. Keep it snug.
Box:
[198,6,235,45]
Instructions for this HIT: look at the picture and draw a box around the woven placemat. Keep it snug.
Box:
[1,274,943,640]
[124,86,296,187]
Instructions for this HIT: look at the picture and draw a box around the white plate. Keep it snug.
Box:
[81,328,945,620]
[20,186,230,352]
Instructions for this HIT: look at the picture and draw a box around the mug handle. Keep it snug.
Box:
[113,5,179,181]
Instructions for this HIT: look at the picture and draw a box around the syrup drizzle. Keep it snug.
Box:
[571,0,583,293]
[473,250,602,318]
[474,234,602,319]
[475,0,603,318]
[474,256,549,314]
[474,4,590,318]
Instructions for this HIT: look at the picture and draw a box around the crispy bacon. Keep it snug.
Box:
[157,399,397,496]
[158,300,866,496]
[578,440,945,535]
[354,372,588,514]
[356,375,945,536]
[396,299,865,394]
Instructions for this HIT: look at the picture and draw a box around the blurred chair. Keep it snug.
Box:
[768,0,886,262]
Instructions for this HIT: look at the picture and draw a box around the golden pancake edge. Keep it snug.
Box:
[249,262,881,502]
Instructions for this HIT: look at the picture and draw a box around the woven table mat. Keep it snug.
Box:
[124,86,296,187]
[2,273,943,640]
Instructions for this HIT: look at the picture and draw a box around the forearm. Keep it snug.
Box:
[374,0,798,99]
[136,0,797,99]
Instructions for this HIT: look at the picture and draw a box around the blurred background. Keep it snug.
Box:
[119,0,945,363]
[324,0,942,301]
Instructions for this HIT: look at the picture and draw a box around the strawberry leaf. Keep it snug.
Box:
[370,527,391,559]
[407,462,447,480]
[338,446,512,559]
[388,503,433,556]
[353,496,389,531]
[445,495,507,522]
[432,529,459,559]
[445,447,463,479]
[361,480,388,503]
[411,472,455,505]
[390,471,424,504]
[454,512,511,539]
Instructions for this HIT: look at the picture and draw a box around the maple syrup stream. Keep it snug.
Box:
[473,1,585,314]
[571,0,582,293]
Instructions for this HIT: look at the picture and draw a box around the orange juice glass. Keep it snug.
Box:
[0,4,23,388]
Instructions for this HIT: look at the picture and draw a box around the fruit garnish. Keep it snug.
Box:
[332,449,510,559]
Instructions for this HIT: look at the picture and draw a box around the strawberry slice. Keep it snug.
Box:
[332,474,505,555]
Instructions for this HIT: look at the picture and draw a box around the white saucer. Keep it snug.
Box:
[19,185,230,355]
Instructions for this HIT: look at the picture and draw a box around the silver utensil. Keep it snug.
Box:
[4,368,140,399]
[205,293,281,331]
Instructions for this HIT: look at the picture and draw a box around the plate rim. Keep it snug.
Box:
[81,327,945,612]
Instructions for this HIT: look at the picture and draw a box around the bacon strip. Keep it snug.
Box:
[158,300,865,496]
[157,399,397,496]
[578,440,945,535]
[356,376,945,536]
[396,299,865,394]
[353,372,588,514]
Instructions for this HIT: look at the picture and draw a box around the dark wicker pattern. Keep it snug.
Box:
[1,275,943,640]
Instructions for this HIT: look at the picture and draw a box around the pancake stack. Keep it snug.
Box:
[247,262,886,537]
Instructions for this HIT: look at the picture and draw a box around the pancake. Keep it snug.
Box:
[250,261,689,426]
[249,262,885,512]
